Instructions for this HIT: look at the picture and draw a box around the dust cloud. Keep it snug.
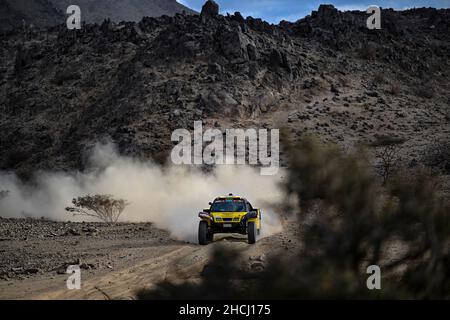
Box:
[0,143,283,242]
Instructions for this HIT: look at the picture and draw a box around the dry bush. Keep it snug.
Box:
[422,139,450,174]
[289,139,449,299]
[5,149,28,168]
[138,137,450,299]
[373,72,385,84]
[359,42,376,60]
[389,82,401,95]
[339,76,350,87]
[370,136,405,185]
[65,194,129,223]
[414,85,434,99]
[385,171,450,297]
[51,67,81,86]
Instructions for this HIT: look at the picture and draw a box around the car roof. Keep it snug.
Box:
[214,196,247,202]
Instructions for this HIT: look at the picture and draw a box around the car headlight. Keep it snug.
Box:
[215,217,222,221]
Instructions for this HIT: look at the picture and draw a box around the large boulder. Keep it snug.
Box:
[313,4,340,27]
[218,26,255,64]
[269,48,291,73]
[201,0,219,18]
[201,89,239,115]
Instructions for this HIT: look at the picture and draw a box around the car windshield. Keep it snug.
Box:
[211,200,246,212]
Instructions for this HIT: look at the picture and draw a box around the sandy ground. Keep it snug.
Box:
[0,218,296,300]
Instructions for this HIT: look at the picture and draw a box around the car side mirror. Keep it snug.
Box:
[247,210,258,219]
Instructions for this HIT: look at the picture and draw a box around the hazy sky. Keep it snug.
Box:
[177,0,450,23]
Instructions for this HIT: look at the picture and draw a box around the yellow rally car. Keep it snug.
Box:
[198,194,261,245]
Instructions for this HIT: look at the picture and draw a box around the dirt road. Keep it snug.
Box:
[0,218,294,299]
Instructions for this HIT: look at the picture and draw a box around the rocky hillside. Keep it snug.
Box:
[0,0,195,33]
[0,2,449,177]
[0,0,62,32]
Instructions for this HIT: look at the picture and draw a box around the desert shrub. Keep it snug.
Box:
[389,82,401,95]
[422,139,450,174]
[14,168,34,183]
[287,140,449,298]
[14,45,32,74]
[339,76,350,87]
[138,137,449,299]
[384,171,450,297]
[5,149,28,167]
[359,42,376,60]
[51,68,81,86]
[414,85,434,99]
[373,72,385,84]
[369,136,405,185]
[65,194,129,223]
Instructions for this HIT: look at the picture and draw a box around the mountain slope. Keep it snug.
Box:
[48,0,196,23]
[0,5,449,177]
[0,0,196,32]
[0,0,62,32]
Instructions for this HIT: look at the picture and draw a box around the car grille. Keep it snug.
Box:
[222,218,233,222]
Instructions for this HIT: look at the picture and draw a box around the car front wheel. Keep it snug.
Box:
[247,221,256,244]
[198,221,209,245]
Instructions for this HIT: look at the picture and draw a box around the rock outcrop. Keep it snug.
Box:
[201,0,219,18]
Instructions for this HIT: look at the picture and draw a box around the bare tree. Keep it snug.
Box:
[65,194,129,223]
[370,136,405,185]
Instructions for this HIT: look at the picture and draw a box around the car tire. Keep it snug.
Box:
[198,221,208,245]
[248,221,256,244]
